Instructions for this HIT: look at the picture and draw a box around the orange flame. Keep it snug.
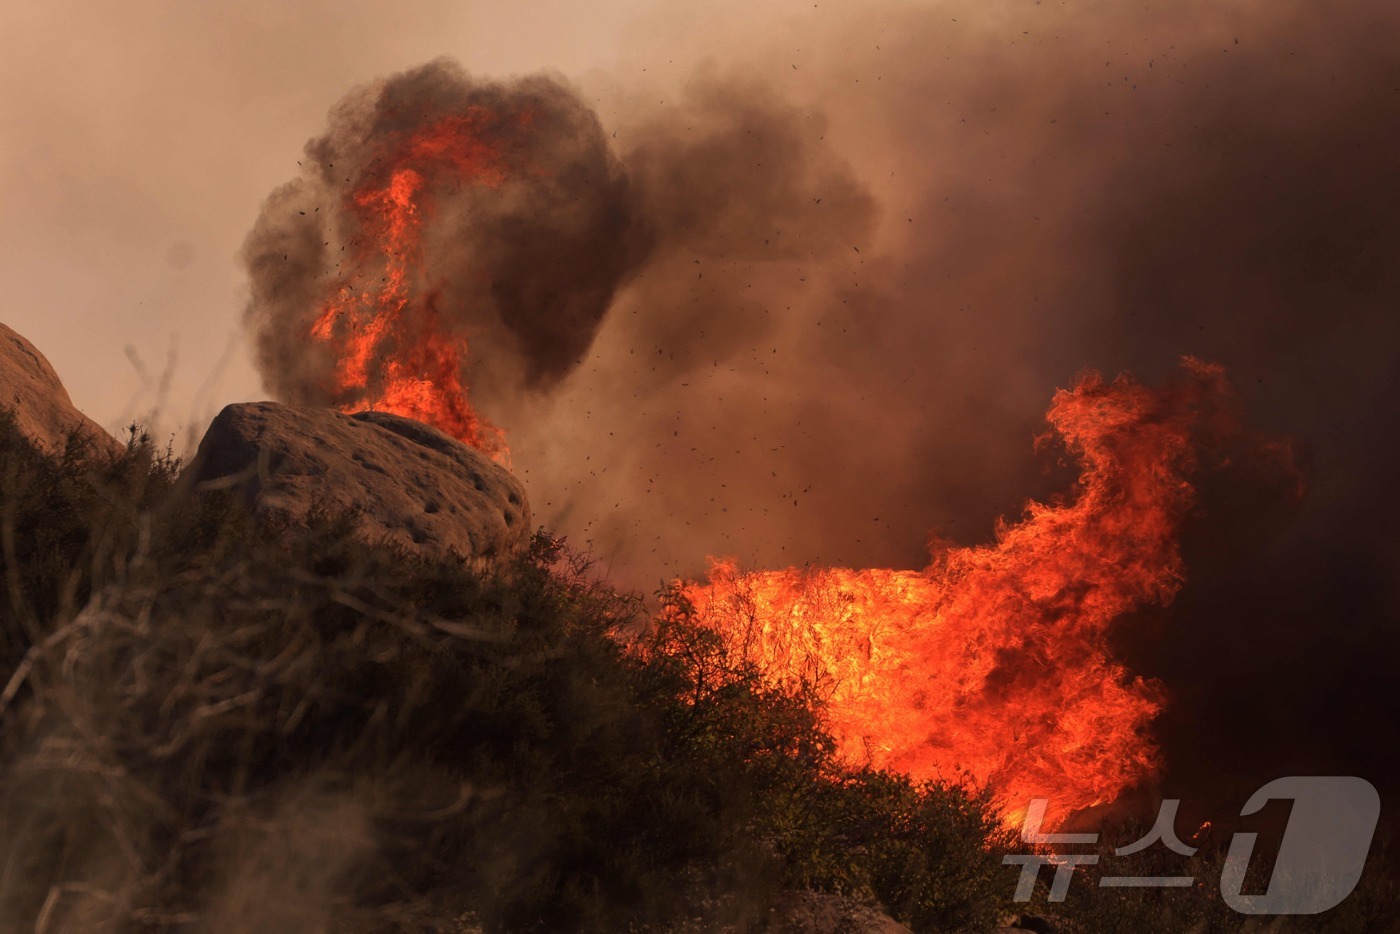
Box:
[678,360,1230,827]
[310,111,517,458]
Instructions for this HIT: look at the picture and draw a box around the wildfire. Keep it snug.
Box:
[287,92,1252,829]
[310,111,521,458]
[678,359,1232,827]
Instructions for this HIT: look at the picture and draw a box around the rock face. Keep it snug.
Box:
[0,321,121,456]
[190,402,530,561]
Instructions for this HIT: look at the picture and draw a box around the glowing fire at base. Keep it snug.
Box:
[309,111,521,459]
[679,359,1232,827]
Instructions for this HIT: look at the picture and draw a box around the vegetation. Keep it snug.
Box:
[3,409,1394,932]
[1040,818,1400,934]
[0,410,1016,932]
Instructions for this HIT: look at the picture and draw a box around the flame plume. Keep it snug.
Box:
[243,62,640,461]
[310,111,516,457]
[679,359,1232,827]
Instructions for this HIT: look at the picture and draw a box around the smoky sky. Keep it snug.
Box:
[241,0,1400,820]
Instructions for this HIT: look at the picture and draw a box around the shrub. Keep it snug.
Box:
[0,415,1016,932]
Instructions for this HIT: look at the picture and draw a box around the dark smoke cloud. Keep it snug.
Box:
[243,53,883,568]
[243,59,645,408]
[243,1,1400,821]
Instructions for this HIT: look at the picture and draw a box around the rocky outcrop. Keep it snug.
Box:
[189,402,530,561]
[0,321,121,456]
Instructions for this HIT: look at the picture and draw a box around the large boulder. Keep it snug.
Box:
[0,321,121,456]
[189,402,530,561]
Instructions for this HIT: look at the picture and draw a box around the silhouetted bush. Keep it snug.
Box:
[1032,816,1400,934]
[0,415,1016,932]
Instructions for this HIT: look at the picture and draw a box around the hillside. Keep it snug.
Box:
[0,407,1025,932]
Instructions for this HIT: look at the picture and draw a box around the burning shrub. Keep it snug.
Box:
[638,587,1018,931]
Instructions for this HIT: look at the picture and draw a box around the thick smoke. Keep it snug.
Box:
[242,60,646,409]
[243,1,1400,823]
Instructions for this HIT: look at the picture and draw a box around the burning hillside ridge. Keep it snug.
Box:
[676,359,1237,828]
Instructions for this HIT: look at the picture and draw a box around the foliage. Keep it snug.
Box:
[1029,818,1400,934]
[0,413,1017,932]
[637,589,1018,932]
